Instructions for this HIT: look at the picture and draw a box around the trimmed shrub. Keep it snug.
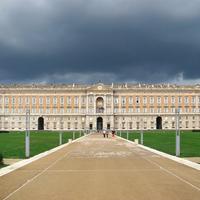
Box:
[0,153,3,165]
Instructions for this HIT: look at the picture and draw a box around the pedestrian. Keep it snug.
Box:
[112,130,115,137]
[106,130,109,138]
[103,129,106,138]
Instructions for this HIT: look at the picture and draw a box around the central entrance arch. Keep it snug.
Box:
[97,117,103,130]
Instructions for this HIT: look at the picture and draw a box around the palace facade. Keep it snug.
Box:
[0,83,200,131]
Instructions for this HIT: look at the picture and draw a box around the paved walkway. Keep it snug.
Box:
[0,133,200,200]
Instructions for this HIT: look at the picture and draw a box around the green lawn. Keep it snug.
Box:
[117,130,200,157]
[0,131,83,159]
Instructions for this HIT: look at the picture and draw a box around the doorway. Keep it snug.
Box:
[38,117,44,130]
[156,116,162,129]
[97,117,103,130]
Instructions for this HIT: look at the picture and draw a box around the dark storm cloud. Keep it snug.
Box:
[0,0,200,83]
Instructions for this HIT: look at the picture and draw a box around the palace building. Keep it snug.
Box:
[0,83,200,131]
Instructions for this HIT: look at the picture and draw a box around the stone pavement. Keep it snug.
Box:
[0,133,200,200]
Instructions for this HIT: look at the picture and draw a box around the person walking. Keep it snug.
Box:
[103,129,106,138]
[106,130,109,138]
[112,130,115,137]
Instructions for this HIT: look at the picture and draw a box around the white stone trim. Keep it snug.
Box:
[0,134,90,177]
[117,136,200,171]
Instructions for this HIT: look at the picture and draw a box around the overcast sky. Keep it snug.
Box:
[0,0,200,84]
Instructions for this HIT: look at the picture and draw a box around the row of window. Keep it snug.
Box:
[0,122,85,130]
[1,120,199,130]
[1,96,86,105]
[1,106,200,114]
[114,96,200,105]
[1,95,200,106]
[116,121,199,129]
[0,95,112,105]
[114,107,199,113]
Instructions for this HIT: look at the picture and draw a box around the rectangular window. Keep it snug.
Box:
[171,96,175,104]
[81,96,86,104]
[60,96,64,105]
[186,121,189,128]
[164,96,168,104]
[143,108,147,113]
[66,108,71,113]
[39,108,43,113]
[89,108,93,113]
[74,108,79,113]
[192,96,196,104]
[74,96,79,105]
[150,97,154,104]
[25,97,29,104]
[5,96,9,104]
[53,97,57,105]
[89,96,93,104]
[121,108,126,113]
[184,96,188,104]
[185,107,189,113]
[151,121,154,129]
[136,107,140,113]
[114,108,118,113]
[136,122,140,129]
[46,107,50,114]
[129,96,133,104]
[157,107,161,113]
[114,96,119,104]
[121,96,126,105]
[129,122,133,129]
[53,108,57,114]
[60,108,64,114]
[32,97,36,104]
[192,107,196,113]
[143,97,147,104]
[12,97,16,104]
[45,96,50,105]
[178,96,182,104]
[136,96,140,104]
[157,97,161,104]
[39,97,43,105]
[81,108,86,113]
[129,108,133,113]
[106,95,112,104]
[171,107,175,113]
[68,122,71,129]
[5,107,9,113]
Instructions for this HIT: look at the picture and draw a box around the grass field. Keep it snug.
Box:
[117,130,200,157]
[0,131,84,159]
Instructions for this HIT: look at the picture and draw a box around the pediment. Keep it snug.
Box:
[87,83,112,92]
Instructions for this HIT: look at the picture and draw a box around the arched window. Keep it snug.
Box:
[96,97,104,113]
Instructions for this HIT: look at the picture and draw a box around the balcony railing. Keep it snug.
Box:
[96,107,104,113]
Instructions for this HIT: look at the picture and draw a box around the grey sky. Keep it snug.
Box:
[0,0,200,84]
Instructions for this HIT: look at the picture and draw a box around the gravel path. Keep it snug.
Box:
[0,133,200,200]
